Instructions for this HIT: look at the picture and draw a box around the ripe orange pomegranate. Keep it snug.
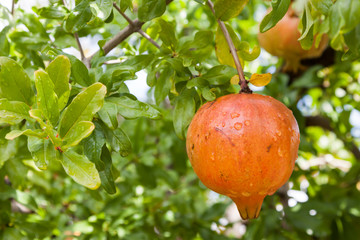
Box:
[186,93,300,219]
[257,7,328,72]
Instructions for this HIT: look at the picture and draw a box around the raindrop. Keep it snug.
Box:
[245,120,250,126]
[222,123,225,127]
[231,112,240,119]
[242,192,251,197]
[276,130,282,136]
[278,148,284,157]
[210,152,215,162]
[234,122,242,130]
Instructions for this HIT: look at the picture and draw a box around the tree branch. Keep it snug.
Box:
[74,32,90,68]
[206,0,251,94]
[113,3,160,49]
[85,1,174,66]
[305,116,360,160]
[11,0,15,15]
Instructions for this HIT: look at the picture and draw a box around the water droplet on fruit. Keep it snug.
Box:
[245,120,250,126]
[278,148,284,157]
[242,192,251,197]
[210,152,215,162]
[231,112,240,119]
[276,130,282,136]
[250,183,253,187]
[234,122,242,130]
[222,123,225,127]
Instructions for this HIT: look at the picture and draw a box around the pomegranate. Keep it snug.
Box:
[186,93,300,219]
[258,7,328,72]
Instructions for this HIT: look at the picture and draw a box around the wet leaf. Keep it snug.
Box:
[59,83,106,138]
[107,96,162,120]
[62,121,95,150]
[5,129,46,140]
[61,150,101,190]
[34,70,59,126]
[0,99,31,125]
[46,55,71,110]
[0,57,34,105]
[214,0,249,21]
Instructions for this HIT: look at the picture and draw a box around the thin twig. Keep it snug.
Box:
[11,0,15,15]
[85,0,173,65]
[206,0,251,94]
[74,32,90,68]
[113,3,160,49]
[74,32,85,60]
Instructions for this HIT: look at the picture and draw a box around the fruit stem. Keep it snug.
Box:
[206,0,252,94]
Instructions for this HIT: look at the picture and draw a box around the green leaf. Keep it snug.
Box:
[215,24,260,66]
[59,83,106,138]
[34,70,59,126]
[214,0,249,21]
[92,0,113,20]
[105,127,132,157]
[107,96,162,119]
[61,150,101,189]
[343,24,360,61]
[5,129,46,140]
[0,128,17,167]
[0,26,10,56]
[138,0,166,22]
[62,121,95,150]
[64,0,92,33]
[173,88,196,139]
[259,0,291,33]
[329,0,360,50]
[201,65,237,85]
[0,99,31,125]
[120,0,133,11]
[83,122,105,168]
[46,55,71,110]
[67,55,93,87]
[99,145,116,194]
[121,54,155,72]
[155,65,174,105]
[157,19,178,50]
[36,6,66,19]
[0,57,34,105]
[28,137,56,170]
[299,2,315,50]
[98,101,118,129]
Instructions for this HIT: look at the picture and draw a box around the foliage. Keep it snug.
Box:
[0,0,360,239]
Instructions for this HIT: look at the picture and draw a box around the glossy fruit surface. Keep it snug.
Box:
[186,93,300,219]
[258,8,328,72]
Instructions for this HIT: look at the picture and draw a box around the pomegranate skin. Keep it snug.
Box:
[258,8,328,72]
[186,93,300,219]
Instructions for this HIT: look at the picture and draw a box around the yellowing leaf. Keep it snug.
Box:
[214,0,249,21]
[215,25,243,68]
[249,73,272,87]
[215,24,260,68]
[230,75,239,85]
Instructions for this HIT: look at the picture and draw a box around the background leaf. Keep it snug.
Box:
[214,0,249,21]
